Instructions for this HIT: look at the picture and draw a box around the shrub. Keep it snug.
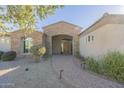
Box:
[30,44,46,62]
[83,51,124,83]
[1,51,16,61]
[85,57,100,73]
[101,51,124,82]
[0,51,4,60]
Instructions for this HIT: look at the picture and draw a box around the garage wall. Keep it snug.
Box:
[79,24,124,59]
[0,36,11,52]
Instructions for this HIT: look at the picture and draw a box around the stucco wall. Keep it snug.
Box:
[0,36,11,52]
[44,22,80,55]
[79,24,124,59]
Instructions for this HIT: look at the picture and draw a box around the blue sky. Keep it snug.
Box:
[37,5,123,32]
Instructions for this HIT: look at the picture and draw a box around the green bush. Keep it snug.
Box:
[1,51,16,61]
[30,44,46,62]
[101,51,124,82]
[84,51,124,83]
[85,57,99,73]
[0,51,4,60]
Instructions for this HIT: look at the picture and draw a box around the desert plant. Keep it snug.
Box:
[0,51,4,60]
[83,51,124,83]
[30,44,46,62]
[101,51,124,82]
[1,51,16,61]
[85,57,100,73]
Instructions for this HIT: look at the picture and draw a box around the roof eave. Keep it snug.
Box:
[42,21,83,30]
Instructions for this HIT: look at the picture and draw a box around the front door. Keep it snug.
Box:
[61,39,72,55]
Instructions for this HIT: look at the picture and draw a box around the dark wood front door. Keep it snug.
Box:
[61,39,72,55]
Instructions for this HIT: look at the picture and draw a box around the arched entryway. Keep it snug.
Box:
[52,35,73,55]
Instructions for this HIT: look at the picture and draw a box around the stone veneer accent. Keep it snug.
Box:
[43,21,82,56]
[10,30,43,55]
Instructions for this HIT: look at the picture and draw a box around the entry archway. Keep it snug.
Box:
[52,35,73,55]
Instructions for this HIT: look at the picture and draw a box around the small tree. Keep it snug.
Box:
[30,44,46,63]
[0,5,63,34]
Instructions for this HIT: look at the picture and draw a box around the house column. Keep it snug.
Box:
[46,36,52,55]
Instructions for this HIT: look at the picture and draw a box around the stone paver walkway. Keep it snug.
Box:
[52,55,124,88]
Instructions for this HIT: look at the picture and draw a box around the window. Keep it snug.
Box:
[88,36,90,42]
[87,35,94,43]
[92,36,94,41]
[23,37,33,53]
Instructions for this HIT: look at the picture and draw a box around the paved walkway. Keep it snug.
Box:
[0,56,70,88]
[0,55,124,88]
[52,55,124,88]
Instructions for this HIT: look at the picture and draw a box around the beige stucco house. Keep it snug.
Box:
[1,14,124,58]
[79,13,124,59]
[0,21,82,56]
